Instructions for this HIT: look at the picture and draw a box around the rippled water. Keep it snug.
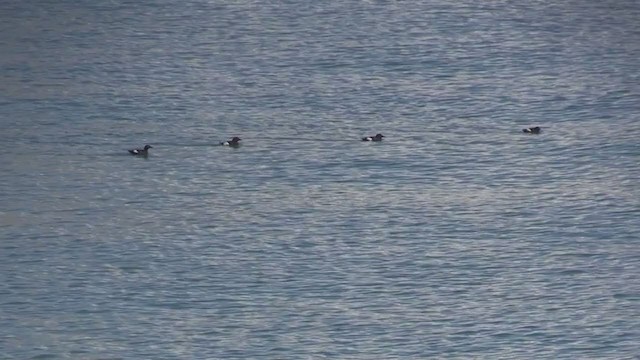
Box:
[1,1,639,359]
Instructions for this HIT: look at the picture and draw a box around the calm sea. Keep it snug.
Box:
[1,0,639,359]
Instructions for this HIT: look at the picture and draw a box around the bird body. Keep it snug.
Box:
[221,137,242,146]
[523,126,541,134]
[128,144,152,156]
[362,133,385,142]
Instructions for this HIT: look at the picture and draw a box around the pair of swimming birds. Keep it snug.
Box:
[218,134,386,144]
[362,128,541,140]
[127,137,242,156]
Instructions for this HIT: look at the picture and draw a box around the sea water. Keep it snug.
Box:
[1,1,639,358]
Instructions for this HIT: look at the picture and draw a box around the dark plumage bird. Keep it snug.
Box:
[522,126,541,134]
[362,133,385,142]
[128,144,152,156]
[220,137,242,146]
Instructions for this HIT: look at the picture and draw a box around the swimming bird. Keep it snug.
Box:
[362,133,385,142]
[220,137,242,146]
[522,126,541,134]
[128,144,152,156]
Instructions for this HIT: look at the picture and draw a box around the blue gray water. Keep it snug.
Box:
[1,1,639,359]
